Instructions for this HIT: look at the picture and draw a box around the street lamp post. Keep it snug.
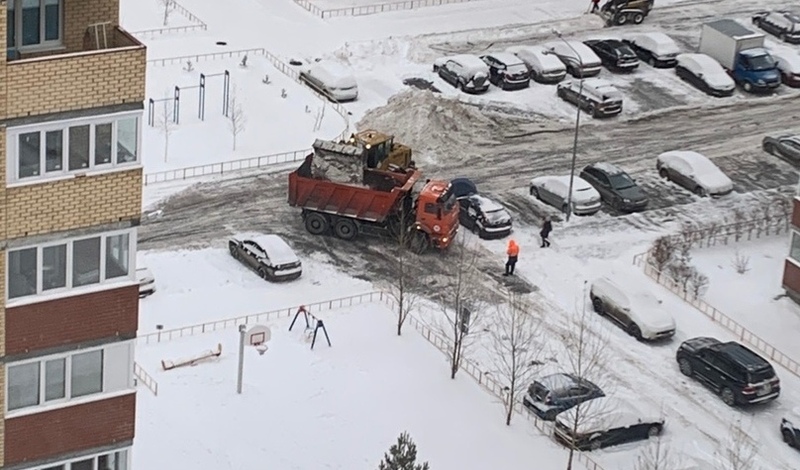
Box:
[552,29,584,222]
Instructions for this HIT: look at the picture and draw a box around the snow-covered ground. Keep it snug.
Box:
[691,235,800,359]
[133,304,575,470]
[121,0,199,32]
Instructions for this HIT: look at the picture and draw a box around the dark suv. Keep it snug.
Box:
[522,373,604,420]
[676,337,780,406]
[583,39,640,72]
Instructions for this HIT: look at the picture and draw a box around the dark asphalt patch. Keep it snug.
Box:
[620,77,687,113]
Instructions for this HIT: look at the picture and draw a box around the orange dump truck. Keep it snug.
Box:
[288,139,459,252]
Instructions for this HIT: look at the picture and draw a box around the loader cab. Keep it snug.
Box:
[415,180,459,249]
[347,130,413,171]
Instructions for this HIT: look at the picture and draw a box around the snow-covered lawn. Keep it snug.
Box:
[137,247,373,332]
[133,303,574,470]
[142,56,346,173]
[121,0,199,32]
[690,235,800,360]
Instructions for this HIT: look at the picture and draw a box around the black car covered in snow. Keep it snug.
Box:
[229,234,303,282]
[522,373,604,420]
[579,162,648,212]
[583,39,640,72]
[457,194,512,239]
[782,412,800,449]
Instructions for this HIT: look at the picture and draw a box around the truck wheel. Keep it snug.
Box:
[409,231,430,254]
[615,14,627,25]
[333,218,358,241]
[304,212,329,235]
[633,12,644,24]
[743,82,753,92]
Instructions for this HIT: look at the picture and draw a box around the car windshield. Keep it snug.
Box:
[608,173,635,190]
[507,63,528,74]
[441,192,457,213]
[747,54,776,71]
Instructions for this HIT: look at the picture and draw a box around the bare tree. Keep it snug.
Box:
[649,236,675,278]
[227,86,247,151]
[562,282,609,470]
[490,291,544,425]
[688,269,709,300]
[731,248,750,275]
[159,0,173,26]
[715,418,759,470]
[633,435,677,470]
[732,209,746,242]
[389,203,419,336]
[437,234,483,380]
[156,97,177,163]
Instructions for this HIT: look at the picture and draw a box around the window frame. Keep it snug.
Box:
[8,0,64,53]
[790,231,800,263]
[7,111,142,185]
[24,447,131,470]
[5,341,134,417]
[6,228,137,303]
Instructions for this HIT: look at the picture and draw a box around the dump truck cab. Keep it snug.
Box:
[346,130,414,171]
[412,179,459,250]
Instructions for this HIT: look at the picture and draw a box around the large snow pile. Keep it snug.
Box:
[311,139,364,184]
[357,90,511,166]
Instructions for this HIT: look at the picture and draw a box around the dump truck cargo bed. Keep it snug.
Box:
[288,154,420,224]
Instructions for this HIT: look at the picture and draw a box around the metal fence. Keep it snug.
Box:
[148,47,268,66]
[143,149,308,185]
[131,0,207,38]
[292,0,476,18]
[661,208,790,249]
[133,361,159,396]
[138,291,387,344]
[633,252,800,378]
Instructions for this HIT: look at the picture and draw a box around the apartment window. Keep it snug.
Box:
[71,350,103,398]
[7,0,62,50]
[7,229,136,300]
[25,449,130,470]
[791,231,800,263]
[8,113,141,183]
[44,358,66,401]
[7,362,39,411]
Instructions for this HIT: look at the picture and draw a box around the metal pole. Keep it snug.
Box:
[236,324,246,394]
[556,31,583,223]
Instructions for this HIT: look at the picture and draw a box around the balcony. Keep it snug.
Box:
[5,25,146,119]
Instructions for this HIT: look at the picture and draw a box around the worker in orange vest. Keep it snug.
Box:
[504,239,520,276]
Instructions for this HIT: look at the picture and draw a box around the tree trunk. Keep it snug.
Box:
[566,449,574,470]
[505,391,513,426]
[396,291,404,336]
[164,134,169,162]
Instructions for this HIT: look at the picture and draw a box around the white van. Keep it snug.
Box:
[300,60,359,102]
[506,45,567,83]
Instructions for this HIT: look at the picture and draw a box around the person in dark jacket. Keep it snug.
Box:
[590,0,600,13]
[540,217,552,248]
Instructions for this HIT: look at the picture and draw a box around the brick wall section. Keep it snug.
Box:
[5,47,145,119]
[792,197,800,230]
[4,167,142,239]
[4,393,135,465]
[0,364,5,465]
[784,259,800,299]
[5,284,138,355]
[64,0,122,53]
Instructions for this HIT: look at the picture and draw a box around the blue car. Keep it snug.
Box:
[522,373,605,421]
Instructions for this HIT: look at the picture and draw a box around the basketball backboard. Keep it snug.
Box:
[246,325,272,346]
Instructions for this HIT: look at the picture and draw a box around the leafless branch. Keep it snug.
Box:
[227,86,247,151]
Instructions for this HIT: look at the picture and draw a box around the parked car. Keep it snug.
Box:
[554,396,664,451]
[457,194,513,239]
[433,54,490,94]
[479,52,531,90]
[622,31,681,67]
[529,175,602,215]
[556,78,623,118]
[522,373,605,421]
[771,50,800,87]
[782,410,800,449]
[675,53,735,97]
[228,234,303,281]
[762,134,800,165]
[450,177,478,198]
[590,276,676,341]
[752,10,800,44]
[506,45,567,83]
[542,41,602,77]
[583,39,640,72]
[136,267,156,297]
[676,337,781,406]
[579,162,648,212]
[299,60,359,102]
[656,151,733,197]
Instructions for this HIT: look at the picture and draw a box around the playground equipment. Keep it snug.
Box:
[147,69,231,126]
[246,324,272,355]
[289,305,331,350]
[161,343,222,370]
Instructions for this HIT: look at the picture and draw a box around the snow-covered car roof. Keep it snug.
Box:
[244,234,300,266]
[435,54,490,74]
[506,45,565,70]
[588,162,624,176]
[624,32,681,55]
[308,61,357,89]
[544,41,601,64]
[772,50,800,73]
[658,150,718,174]
[469,194,506,213]
[536,373,582,392]
[484,52,526,66]
[555,396,663,435]
[676,53,724,74]
[531,175,599,203]
[592,275,675,329]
